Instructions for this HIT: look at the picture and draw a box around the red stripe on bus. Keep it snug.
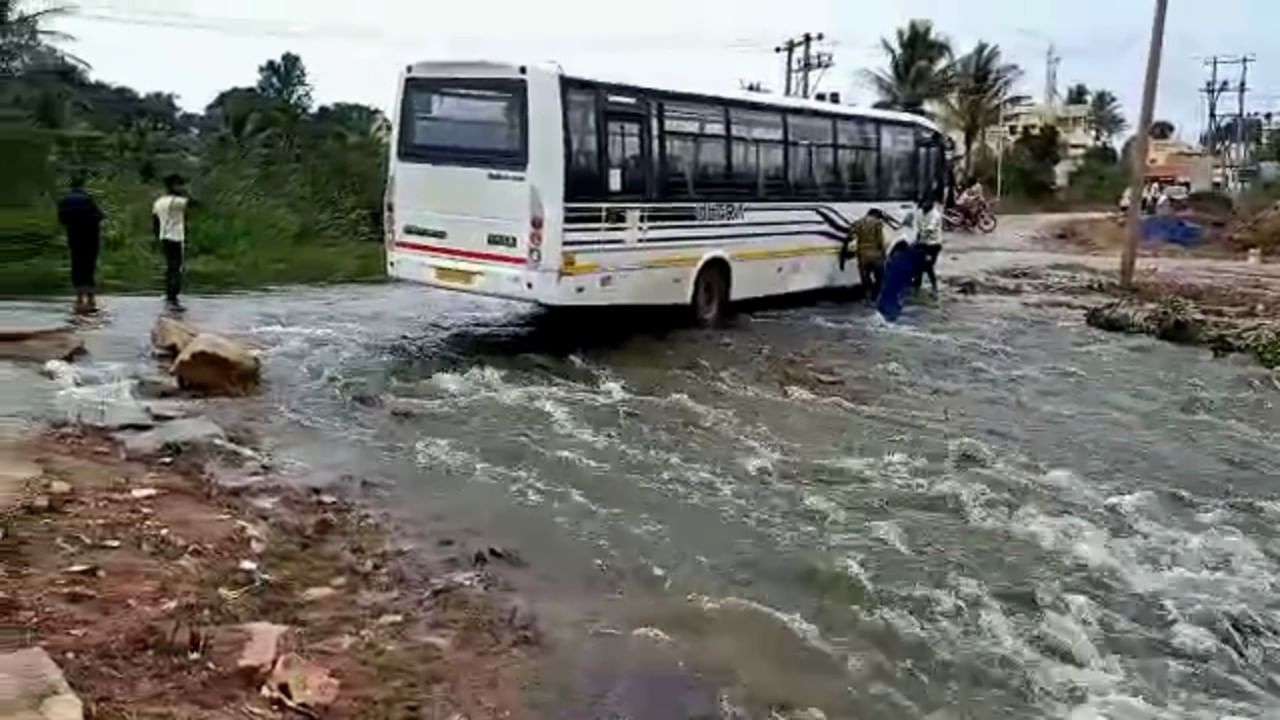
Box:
[394,241,526,266]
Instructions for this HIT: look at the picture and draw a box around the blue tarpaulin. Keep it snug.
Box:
[1141,216,1204,247]
[876,245,926,322]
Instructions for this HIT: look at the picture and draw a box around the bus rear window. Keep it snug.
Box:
[398,79,527,168]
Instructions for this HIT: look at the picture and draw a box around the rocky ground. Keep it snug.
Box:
[947,216,1280,371]
[0,322,535,719]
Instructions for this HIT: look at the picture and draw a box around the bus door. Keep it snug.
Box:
[603,95,651,203]
[916,130,948,204]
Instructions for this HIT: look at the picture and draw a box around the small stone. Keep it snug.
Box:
[28,495,52,513]
[130,488,162,500]
[316,494,339,506]
[328,576,348,588]
[99,539,123,549]
[62,564,100,576]
[375,614,405,626]
[229,622,290,683]
[47,480,73,496]
[62,586,99,603]
[301,587,338,603]
[265,653,340,708]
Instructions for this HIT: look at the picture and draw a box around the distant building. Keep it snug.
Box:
[980,100,1094,188]
[1144,138,1213,192]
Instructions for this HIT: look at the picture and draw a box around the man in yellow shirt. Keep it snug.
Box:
[846,209,899,302]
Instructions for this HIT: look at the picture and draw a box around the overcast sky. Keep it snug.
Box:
[46,0,1276,142]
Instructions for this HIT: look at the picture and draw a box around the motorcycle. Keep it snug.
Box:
[943,202,998,234]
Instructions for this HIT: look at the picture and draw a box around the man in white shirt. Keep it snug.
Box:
[913,196,944,295]
[152,174,191,308]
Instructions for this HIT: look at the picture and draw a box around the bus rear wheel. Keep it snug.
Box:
[692,263,731,327]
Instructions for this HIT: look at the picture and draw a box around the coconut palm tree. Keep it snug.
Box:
[941,41,1022,175]
[0,0,75,77]
[1065,83,1090,105]
[864,19,953,115]
[1088,90,1127,144]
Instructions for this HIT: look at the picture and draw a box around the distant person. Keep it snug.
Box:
[57,172,105,313]
[913,197,944,295]
[848,209,900,303]
[957,178,986,225]
[153,174,192,309]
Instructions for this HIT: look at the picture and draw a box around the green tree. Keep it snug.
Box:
[256,52,312,116]
[1149,119,1175,140]
[1088,90,1126,144]
[1005,126,1062,199]
[865,19,953,115]
[941,40,1021,175]
[1065,83,1090,105]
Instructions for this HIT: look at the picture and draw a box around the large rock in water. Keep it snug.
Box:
[171,334,260,396]
[0,646,85,719]
[0,328,84,362]
[151,317,198,357]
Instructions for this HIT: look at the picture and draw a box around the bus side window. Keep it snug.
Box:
[729,108,784,198]
[838,118,879,201]
[881,123,917,200]
[788,114,836,199]
[662,101,728,200]
[565,89,601,200]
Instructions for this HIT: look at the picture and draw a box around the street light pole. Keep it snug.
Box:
[996,104,1006,200]
[1121,0,1169,290]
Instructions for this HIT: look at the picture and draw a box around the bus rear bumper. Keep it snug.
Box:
[387,251,559,303]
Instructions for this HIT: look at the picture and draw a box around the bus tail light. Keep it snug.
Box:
[529,186,545,265]
[384,175,396,254]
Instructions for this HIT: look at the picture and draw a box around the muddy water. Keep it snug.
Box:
[4,272,1280,718]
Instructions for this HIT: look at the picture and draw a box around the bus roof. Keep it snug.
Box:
[405,60,942,134]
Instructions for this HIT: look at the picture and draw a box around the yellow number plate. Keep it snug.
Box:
[434,268,479,285]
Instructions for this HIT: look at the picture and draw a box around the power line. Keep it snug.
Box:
[774,32,833,98]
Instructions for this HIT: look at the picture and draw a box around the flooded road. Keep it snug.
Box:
[5,220,1280,718]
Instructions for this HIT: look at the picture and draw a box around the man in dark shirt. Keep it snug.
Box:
[56,172,105,313]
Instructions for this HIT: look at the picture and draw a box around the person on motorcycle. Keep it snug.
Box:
[957,178,987,225]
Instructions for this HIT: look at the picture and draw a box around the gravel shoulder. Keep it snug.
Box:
[1,427,535,719]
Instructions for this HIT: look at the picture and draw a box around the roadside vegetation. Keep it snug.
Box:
[0,2,385,295]
[866,20,1131,209]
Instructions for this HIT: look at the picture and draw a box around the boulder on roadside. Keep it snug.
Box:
[0,328,84,362]
[0,646,85,720]
[171,334,260,397]
[151,317,198,357]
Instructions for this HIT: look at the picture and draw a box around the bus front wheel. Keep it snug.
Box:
[692,263,731,327]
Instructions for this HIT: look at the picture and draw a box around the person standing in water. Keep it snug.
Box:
[57,172,105,314]
[847,209,900,303]
[152,174,192,309]
[914,196,944,295]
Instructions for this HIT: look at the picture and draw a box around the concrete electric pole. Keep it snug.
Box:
[1121,0,1169,290]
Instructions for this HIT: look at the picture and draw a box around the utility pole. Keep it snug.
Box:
[1121,0,1169,290]
[1200,54,1255,184]
[776,33,832,98]
[774,39,797,97]
[1202,57,1222,156]
[1237,54,1254,167]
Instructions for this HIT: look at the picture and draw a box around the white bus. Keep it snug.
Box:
[385,61,948,324]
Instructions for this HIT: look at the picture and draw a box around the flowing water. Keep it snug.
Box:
[5,247,1280,718]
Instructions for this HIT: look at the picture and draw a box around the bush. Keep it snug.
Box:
[1186,191,1234,216]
